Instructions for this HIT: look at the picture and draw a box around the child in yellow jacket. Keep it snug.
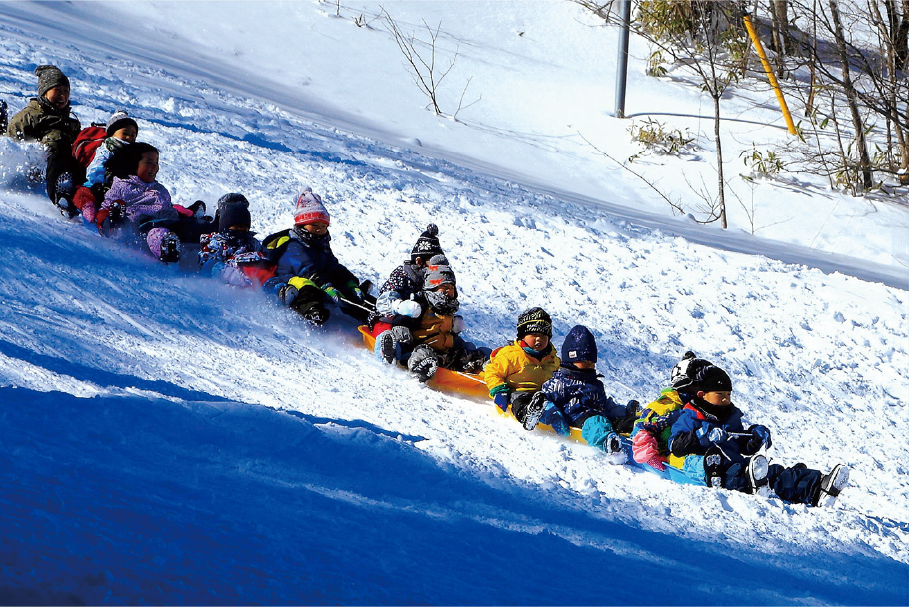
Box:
[483,307,560,430]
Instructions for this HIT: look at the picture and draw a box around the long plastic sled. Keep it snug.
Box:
[360,326,702,485]
[492,402,704,485]
[358,326,489,400]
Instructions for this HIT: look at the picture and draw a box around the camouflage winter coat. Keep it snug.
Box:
[5,97,81,154]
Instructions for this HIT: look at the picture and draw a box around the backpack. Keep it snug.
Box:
[71,125,107,168]
[262,228,294,265]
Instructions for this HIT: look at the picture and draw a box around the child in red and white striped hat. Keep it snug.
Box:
[262,187,372,325]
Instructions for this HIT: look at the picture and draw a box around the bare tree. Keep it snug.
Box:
[382,9,456,116]
[637,1,751,227]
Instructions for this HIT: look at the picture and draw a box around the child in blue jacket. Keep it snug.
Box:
[537,325,639,457]
[666,359,849,506]
[263,187,369,325]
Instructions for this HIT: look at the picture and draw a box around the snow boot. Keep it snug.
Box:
[54,172,78,218]
[159,232,180,263]
[522,392,546,431]
[408,345,439,382]
[299,303,330,326]
[187,200,207,219]
[704,447,726,489]
[812,464,849,507]
[747,454,771,497]
[375,330,397,364]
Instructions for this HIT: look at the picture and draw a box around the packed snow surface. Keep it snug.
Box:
[0,1,907,604]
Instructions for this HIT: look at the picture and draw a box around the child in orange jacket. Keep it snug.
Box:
[483,307,560,430]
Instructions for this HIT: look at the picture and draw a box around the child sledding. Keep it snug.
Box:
[366,224,487,382]
[98,142,214,263]
[5,65,84,214]
[198,193,274,288]
[482,307,561,431]
[535,325,640,459]
[262,187,373,325]
[631,352,849,506]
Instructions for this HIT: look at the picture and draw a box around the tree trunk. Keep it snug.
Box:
[713,93,728,228]
[829,0,874,191]
[770,0,792,69]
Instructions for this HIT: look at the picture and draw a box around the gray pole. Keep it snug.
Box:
[614,0,631,118]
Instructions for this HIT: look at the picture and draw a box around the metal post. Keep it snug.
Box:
[614,0,632,118]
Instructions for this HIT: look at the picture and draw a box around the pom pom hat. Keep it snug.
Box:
[670,351,733,393]
[411,224,443,262]
[294,187,329,227]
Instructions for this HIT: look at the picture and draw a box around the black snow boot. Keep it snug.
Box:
[811,464,849,507]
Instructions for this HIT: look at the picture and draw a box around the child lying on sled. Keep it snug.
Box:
[534,325,640,458]
[371,260,488,382]
[632,352,849,506]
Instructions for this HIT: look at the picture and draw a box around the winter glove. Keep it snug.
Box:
[345,280,364,301]
[323,284,341,304]
[490,385,510,412]
[389,325,413,344]
[393,298,422,318]
[631,431,665,471]
[173,204,195,218]
[747,424,772,452]
[452,315,466,334]
[700,426,729,446]
[279,284,299,307]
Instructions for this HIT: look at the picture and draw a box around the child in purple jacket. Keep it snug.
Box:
[100,142,181,262]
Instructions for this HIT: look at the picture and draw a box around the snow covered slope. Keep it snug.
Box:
[1,1,908,604]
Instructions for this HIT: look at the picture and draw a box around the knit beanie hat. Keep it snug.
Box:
[517,307,552,339]
[219,202,251,232]
[36,65,69,97]
[410,224,443,263]
[696,365,733,393]
[294,187,329,226]
[561,325,597,363]
[217,192,250,211]
[670,351,710,391]
[425,263,456,291]
[106,110,139,136]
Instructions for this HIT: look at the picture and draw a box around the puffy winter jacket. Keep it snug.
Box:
[84,136,129,188]
[482,340,560,396]
[669,399,756,464]
[103,175,178,227]
[540,365,627,428]
[631,388,688,468]
[266,228,358,292]
[6,97,80,154]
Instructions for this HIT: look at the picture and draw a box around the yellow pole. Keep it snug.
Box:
[743,13,797,135]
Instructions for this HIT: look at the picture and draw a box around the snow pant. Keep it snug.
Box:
[45,146,84,202]
[722,461,821,504]
[581,415,615,452]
